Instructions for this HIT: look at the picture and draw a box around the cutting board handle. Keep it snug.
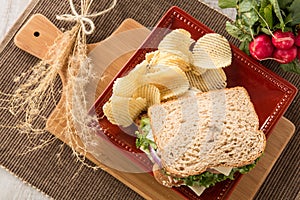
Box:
[13,14,139,59]
[14,14,62,60]
[14,14,100,60]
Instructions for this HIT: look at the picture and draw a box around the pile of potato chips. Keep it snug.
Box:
[103,29,232,127]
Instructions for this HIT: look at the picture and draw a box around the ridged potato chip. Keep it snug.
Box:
[190,64,207,75]
[185,71,208,92]
[105,96,147,127]
[104,29,231,127]
[146,50,191,72]
[132,84,161,106]
[158,54,191,72]
[144,65,189,100]
[185,68,227,92]
[112,60,148,97]
[158,29,192,60]
[103,100,117,125]
[145,51,159,66]
[201,68,227,90]
[192,33,232,69]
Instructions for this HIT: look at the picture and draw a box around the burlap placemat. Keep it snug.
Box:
[0,0,299,199]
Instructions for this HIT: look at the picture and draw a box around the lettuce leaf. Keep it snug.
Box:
[135,117,156,152]
[178,158,260,188]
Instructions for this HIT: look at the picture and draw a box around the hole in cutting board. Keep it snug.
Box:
[33,31,40,37]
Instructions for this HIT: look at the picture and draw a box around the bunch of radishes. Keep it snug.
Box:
[249,30,300,64]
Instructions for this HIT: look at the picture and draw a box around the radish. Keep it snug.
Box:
[249,34,274,60]
[272,30,295,50]
[273,46,297,64]
[295,30,300,47]
[297,48,300,60]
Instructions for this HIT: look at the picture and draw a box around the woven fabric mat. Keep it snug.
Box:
[0,0,299,199]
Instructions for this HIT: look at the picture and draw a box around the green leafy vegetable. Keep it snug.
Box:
[284,13,294,25]
[239,0,254,13]
[278,0,294,9]
[178,158,260,188]
[239,40,251,54]
[218,0,236,8]
[135,117,156,152]
[280,60,300,74]
[287,0,300,26]
[269,0,285,30]
[225,21,250,40]
[259,4,274,29]
[139,117,151,134]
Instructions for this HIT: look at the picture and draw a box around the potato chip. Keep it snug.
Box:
[158,29,192,59]
[185,71,208,92]
[166,50,192,64]
[112,60,148,97]
[105,96,147,127]
[144,65,189,100]
[160,54,191,72]
[103,100,117,125]
[157,86,187,101]
[132,84,160,106]
[201,68,227,90]
[192,46,216,69]
[129,59,149,75]
[146,50,191,72]
[185,68,227,92]
[106,29,231,127]
[190,64,207,75]
[192,33,232,69]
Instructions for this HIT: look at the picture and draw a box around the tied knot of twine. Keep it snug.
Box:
[57,0,117,35]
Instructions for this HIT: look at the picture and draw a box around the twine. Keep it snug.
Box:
[56,0,117,35]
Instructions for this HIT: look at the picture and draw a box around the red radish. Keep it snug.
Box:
[297,48,300,60]
[272,30,295,50]
[273,46,297,64]
[295,30,300,47]
[249,34,274,60]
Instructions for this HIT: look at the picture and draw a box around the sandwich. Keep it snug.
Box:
[135,87,266,195]
[102,28,266,196]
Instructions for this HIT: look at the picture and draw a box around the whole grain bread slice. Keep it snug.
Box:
[148,87,266,177]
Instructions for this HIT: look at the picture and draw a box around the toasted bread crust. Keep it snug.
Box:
[152,163,184,187]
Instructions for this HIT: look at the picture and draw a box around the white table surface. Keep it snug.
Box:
[0,1,235,199]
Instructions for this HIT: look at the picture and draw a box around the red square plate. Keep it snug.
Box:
[92,6,297,200]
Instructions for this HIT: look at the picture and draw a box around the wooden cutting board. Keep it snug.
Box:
[14,15,296,200]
